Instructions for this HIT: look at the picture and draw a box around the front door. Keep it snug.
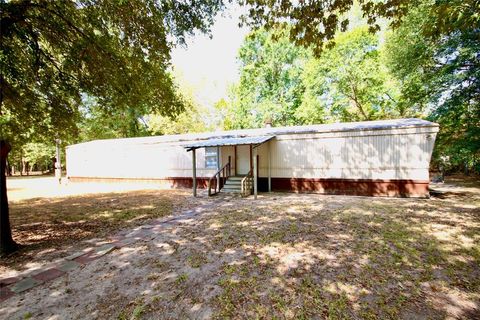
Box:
[236,145,250,175]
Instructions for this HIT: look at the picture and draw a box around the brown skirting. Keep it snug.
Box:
[68,176,429,197]
[68,176,210,189]
[258,177,429,197]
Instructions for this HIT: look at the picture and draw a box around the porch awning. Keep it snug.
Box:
[184,135,274,151]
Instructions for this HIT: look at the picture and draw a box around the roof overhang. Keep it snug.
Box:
[184,135,275,151]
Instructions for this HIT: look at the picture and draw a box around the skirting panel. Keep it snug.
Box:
[69,176,429,197]
[68,176,209,189]
[259,177,429,197]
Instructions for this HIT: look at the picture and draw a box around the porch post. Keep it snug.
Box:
[216,146,220,193]
[268,140,272,192]
[253,147,258,199]
[234,146,237,176]
[192,148,197,197]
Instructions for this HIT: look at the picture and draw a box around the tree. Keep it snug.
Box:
[299,27,405,123]
[22,142,56,173]
[0,0,223,255]
[226,26,404,128]
[239,0,479,55]
[227,28,308,128]
[236,0,479,171]
[239,0,414,54]
[1,1,224,143]
[147,82,212,135]
[384,2,480,173]
[0,141,17,255]
[77,95,151,141]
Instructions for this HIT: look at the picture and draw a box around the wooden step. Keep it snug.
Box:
[227,176,245,181]
[223,184,241,190]
[224,180,241,186]
[221,186,241,193]
[221,176,251,194]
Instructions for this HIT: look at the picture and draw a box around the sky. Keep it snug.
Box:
[171,5,249,108]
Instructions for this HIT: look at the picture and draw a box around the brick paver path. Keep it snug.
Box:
[0,197,222,303]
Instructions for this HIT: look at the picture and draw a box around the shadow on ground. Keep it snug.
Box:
[2,189,200,273]
[1,179,479,319]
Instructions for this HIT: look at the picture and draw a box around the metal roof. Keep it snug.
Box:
[67,118,439,149]
[184,135,274,150]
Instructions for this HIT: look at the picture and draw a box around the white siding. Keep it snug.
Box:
[66,123,438,182]
[66,141,216,179]
[256,126,437,180]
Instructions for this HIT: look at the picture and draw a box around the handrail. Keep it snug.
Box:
[240,169,253,197]
[208,162,231,196]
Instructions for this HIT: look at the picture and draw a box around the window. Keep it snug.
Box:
[205,147,218,169]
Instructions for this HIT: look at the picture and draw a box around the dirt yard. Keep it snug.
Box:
[1,176,479,319]
[2,176,207,276]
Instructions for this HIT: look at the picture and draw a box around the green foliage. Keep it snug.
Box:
[147,76,212,135]
[229,0,479,173]
[225,28,308,129]
[22,142,55,170]
[300,27,405,123]
[2,0,478,174]
[239,0,414,55]
[1,0,225,175]
[226,26,403,128]
[385,2,480,173]
[239,0,480,56]
[147,106,208,136]
[0,0,223,145]
[78,95,150,141]
[7,141,56,174]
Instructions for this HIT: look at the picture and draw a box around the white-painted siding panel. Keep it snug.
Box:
[67,142,216,179]
[66,124,438,182]
[264,129,436,180]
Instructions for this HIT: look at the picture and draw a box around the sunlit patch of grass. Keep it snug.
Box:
[4,190,190,272]
[175,273,189,285]
[117,298,147,320]
[215,275,260,319]
[208,191,480,319]
[187,251,208,268]
[8,178,479,318]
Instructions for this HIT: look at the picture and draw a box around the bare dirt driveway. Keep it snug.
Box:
[1,176,479,319]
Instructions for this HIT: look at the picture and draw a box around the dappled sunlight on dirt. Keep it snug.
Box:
[1,177,479,319]
[2,177,215,276]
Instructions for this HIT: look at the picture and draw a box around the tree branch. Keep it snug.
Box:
[349,83,369,120]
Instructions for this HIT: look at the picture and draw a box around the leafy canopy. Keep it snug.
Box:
[226,28,308,129]
[384,1,480,172]
[0,0,224,146]
[239,0,480,54]
[225,26,404,129]
[300,27,406,123]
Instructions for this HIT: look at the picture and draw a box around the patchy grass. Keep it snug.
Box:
[187,251,208,268]
[1,176,479,319]
[118,298,147,320]
[199,180,480,319]
[2,178,203,274]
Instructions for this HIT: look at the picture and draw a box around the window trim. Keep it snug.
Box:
[205,147,218,169]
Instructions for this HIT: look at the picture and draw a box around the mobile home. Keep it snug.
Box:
[66,118,439,197]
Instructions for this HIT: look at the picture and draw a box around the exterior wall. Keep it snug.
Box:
[68,176,210,189]
[66,141,217,180]
[220,146,235,174]
[255,126,437,181]
[257,177,429,197]
[66,123,438,196]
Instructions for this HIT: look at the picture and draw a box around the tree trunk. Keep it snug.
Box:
[0,140,18,256]
[21,157,26,176]
[6,159,12,176]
